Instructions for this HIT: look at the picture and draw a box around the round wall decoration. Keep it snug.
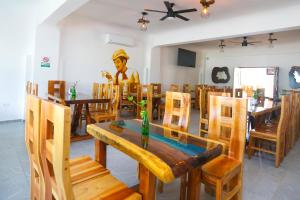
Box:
[289,66,300,89]
[211,67,230,83]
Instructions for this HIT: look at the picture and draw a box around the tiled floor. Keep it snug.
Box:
[0,110,300,200]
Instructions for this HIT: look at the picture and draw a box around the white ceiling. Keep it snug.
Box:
[179,29,300,49]
[74,0,300,32]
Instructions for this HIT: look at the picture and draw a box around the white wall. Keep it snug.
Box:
[197,30,300,92]
[160,46,200,91]
[59,15,146,94]
[0,1,39,121]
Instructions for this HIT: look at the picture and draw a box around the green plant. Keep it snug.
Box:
[127,96,147,118]
[253,90,258,100]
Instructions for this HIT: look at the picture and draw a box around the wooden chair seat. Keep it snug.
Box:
[250,130,277,141]
[70,156,110,185]
[202,155,241,179]
[91,112,116,123]
[73,173,141,200]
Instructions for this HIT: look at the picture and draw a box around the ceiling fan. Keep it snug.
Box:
[230,37,261,47]
[144,1,197,21]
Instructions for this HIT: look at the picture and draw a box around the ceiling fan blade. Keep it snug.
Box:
[164,1,172,11]
[229,41,241,44]
[160,15,169,21]
[175,14,189,21]
[144,9,167,13]
[175,8,197,14]
[248,41,261,44]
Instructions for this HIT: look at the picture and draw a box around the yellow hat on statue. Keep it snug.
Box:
[112,49,129,60]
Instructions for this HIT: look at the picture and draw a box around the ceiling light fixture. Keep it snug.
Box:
[200,0,215,18]
[219,40,226,53]
[137,12,150,31]
[268,33,277,48]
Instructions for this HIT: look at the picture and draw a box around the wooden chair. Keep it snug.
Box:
[89,83,100,113]
[199,90,231,136]
[182,84,191,93]
[151,83,161,95]
[26,81,32,94]
[248,95,290,167]
[234,88,243,98]
[25,95,45,200]
[170,84,180,92]
[91,84,120,123]
[39,99,141,200]
[32,84,38,96]
[158,91,191,194]
[26,81,38,96]
[195,85,202,109]
[137,84,153,122]
[119,82,136,116]
[48,80,65,99]
[201,96,247,200]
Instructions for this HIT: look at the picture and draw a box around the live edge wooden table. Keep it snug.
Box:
[48,93,110,142]
[87,119,223,200]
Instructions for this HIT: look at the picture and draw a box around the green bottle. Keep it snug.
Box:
[141,110,149,148]
[141,111,149,137]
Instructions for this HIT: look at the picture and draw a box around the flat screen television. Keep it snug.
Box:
[177,48,196,68]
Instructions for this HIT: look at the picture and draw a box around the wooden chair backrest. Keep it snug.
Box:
[48,80,66,99]
[170,84,180,92]
[151,83,161,95]
[40,100,73,199]
[26,81,38,96]
[235,88,243,98]
[280,95,291,155]
[99,83,110,112]
[25,95,45,200]
[208,96,247,161]
[163,91,191,132]
[32,83,38,96]
[183,84,191,93]
[137,85,153,121]
[207,91,231,117]
[110,85,120,116]
[129,82,139,94]
[120,82,129,100]
[26,81,32,94]
[243,85,253,97]
[90,82,100,111]
[199,88,208,119]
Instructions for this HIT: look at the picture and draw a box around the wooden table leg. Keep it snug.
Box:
[138,164,156,200]
[85,103,92,125]
[71,103,83,133]
[95,139,107,167]
[187,166,202,200]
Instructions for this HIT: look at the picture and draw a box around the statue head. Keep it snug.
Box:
[112,49,129,72]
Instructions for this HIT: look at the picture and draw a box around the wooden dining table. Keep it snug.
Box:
[48,93,110,142]
[87,119,224,200]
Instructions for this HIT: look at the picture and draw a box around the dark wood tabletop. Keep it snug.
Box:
[87,119,223,183]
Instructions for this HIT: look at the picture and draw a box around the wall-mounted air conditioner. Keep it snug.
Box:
[104,33,135,47]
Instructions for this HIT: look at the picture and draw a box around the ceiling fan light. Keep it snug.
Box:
[166,16,176,20]
[139,23,147,31]
[137,12,149,31]
[201,6,209,17]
